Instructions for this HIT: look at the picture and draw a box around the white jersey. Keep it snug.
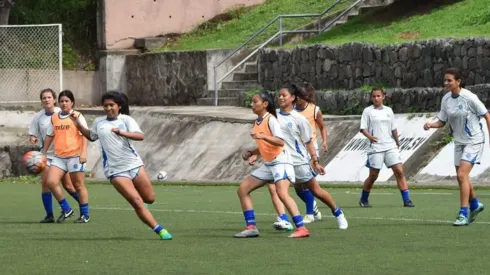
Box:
[28,107,61,157]
[89,115,144,178]
[277,109,313,165]
[360,105,397,154]
[437,88,488,145]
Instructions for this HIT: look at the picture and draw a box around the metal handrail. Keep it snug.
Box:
[320,0,363,32]
[212,0,359,106]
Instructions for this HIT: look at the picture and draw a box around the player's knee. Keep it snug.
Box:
[143,193,155,204]
[368,174,378,181]
[456,171,468,183]
[130,196,144,209]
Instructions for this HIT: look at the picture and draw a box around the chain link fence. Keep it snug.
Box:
[0,24,62,104]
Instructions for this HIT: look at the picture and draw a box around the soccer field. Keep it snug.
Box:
[1,183,489,275]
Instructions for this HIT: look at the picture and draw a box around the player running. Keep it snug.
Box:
[71,91,172,240]
[424,68,488,226]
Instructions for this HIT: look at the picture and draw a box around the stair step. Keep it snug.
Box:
[233,72,258,81]
[222,80,261,90]
[245,64,258,73]
[208,89,248,98]
[197,97,238,106]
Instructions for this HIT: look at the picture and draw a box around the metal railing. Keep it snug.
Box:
[212,0,363,106]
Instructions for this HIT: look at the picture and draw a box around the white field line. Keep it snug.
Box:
[92,206,490,225]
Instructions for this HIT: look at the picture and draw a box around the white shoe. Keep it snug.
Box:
[272,216,294,231]
[303,214,315,224]
[336,213,348,230]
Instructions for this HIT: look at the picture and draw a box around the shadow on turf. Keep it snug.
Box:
[32,236,140,241]
[0,221,43,224]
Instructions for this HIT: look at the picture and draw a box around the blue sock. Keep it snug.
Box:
[279,213,289,222]
[459,207,469,218]
[153,224,164,234]
[243,210,256,226]
[292,215,304,228]
[69,192,80,203]
[331,207,342,217]
[58,199,71,212]
[361,190,370,201]
[296,189,315,215]
[401,189,410,202]
[470,198,480,211]
[80,203,89,217]
[41,192,53,216]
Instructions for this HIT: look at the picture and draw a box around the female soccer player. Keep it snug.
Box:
[29,88,79,223]
[424,68,488,226]
[70,91,172,240]
[359,88,414,208]
[291,82,328,223]
[266,84,348,230]
[235,92,309,238]
[42,90,90,223]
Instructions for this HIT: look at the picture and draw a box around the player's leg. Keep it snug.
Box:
[273,164,309,238]
[39,160,54,223]
[234,174,266,238]
[61,172,80,204]
[293,183,318,224]
[386,148,414,207]
[111,175,172,240]
[457,144,485,225]
[131,166,155,204]
[360,153,381,207]
[67,158,89,223]
[267,184,293,231]
[46,158,74,222]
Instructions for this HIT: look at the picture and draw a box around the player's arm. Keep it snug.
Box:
[41,118,54,155]
[314,108,328,152]
[390,110,400,148]
[113,116,144,141]
[424,120,445,130]
[392,129,400,148]
[483,113,490,145]
[425,99,448,130]
[360,129,378,143]
[69,113,94,141]
[251,118,284,147]
[360,108,377,143]
[28,115,39,144]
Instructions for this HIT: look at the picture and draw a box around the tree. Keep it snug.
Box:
[0,0,15,25]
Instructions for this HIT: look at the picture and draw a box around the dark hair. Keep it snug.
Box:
[255,92,277,118]
[302,82,316,103]
[58,90,75,106]
[101,91,130,115]
[445,67,464,87]
[40,88,56,101]
[281,83,306,104]
[370,87,385,96]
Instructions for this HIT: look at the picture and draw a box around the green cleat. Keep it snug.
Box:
[159,229,172,240]
[469,203,484,223]
[145,203,149,209]
[453,214,469,226]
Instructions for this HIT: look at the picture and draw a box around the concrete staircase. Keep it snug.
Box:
[197,0,396,106]
[197,57,261,106]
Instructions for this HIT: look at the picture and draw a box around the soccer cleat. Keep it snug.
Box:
[234,226,260,238]
[159,229,172,240]
[40,215,55,223]
[336,213,348,230]
[359,199,372,208]
[303,214,315,224]
[469,203,484,223]
[403,200,415,207]
[56,209,74,223]
[288,227,310,238]
[272,217,294,231]
[453,214,469,226]
[74,215,90,223]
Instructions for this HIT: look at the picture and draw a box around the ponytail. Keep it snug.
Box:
[303,82,316,103]
[259,92,277,118]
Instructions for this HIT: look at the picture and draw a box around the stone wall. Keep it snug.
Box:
[259,38,490,90]
[315,84,490,115]
[126,51,208,105]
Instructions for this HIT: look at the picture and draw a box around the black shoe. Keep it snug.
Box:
[56,209,74,223]
[359,199,372,208]
[403,200,415,207]
[40,215,55,223]
[74,215,90,223]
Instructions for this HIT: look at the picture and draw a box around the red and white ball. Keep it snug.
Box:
[23,151,47,174]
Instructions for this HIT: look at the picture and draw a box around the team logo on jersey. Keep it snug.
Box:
[458,104,463,110]
[74,164,78,169]
[287,122,293,129]
[118,124,125,130]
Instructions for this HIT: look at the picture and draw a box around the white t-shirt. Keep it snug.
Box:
[277,109,313,165]
[28,107,61,157]
[360,105,397,154]
[89,115,144,178]
[437,88,488,145]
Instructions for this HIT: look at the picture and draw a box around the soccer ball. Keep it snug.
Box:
[23,151,47,174]
[157,171,168,181]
